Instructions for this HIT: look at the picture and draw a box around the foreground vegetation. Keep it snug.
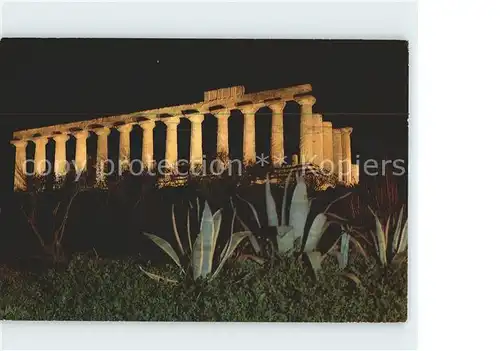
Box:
[0,253,407,322]
[0,167,408,322]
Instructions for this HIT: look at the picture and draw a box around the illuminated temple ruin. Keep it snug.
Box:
[10,84,359,190]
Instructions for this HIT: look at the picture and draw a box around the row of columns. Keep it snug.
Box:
[11,96,356,190]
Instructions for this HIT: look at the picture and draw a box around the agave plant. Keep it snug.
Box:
[238,171,352,277]
[369,205,408,268]
[141,200,252,283]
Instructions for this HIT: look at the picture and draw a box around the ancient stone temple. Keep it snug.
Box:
[10,84,359,191]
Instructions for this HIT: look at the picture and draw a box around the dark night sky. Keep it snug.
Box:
[0,39,408,195]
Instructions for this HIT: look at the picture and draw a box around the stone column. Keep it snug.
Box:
[332,129,343,182]
[296,95,316,164]
[351,164,360,185]
[341,127,353,184]
[117,124,133,171]
[164,116,180,171]
[187,113,204,169]
[11,140,28,191]
[95,127,111,183]
[53,134,70,179]
[213,109,230,156]
[140,120,156,170]
[312,113,324,166]
[322,121,333,171]
[268,101,286,166]
[33,136,49,176]
[240,104,261,165]
[74,130,89,173]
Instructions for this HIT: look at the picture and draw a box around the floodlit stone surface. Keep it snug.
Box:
[140,120,156,170]
[164,116,181,170]
[74,130,89,172]
[268,101,286,166]
[296,95,316,164]
[53,134,70,178]
[341,127,353,184]
[117,124,133,171]
[332,129,343,182]
[11,140,28,191]
[322,122,333,171]
[187,113,205,168]
[312,113,324,165]
[10,84,356,189]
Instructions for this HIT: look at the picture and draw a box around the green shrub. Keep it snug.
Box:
[0,253,407,322]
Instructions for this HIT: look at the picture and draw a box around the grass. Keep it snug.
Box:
[0,252,407,322]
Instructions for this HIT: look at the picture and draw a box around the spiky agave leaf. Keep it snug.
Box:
[369,207,388,267]
[186,209,192,252]
[139,265,178,284]
[392,206,405,254]
[265,174,279,227]
[230,197,261,254]
[397,219,408,254]
[303,213,328,252]
[281,170,294,226]
[349,235,368,261]
[339,231,350,270]
[276,225,295,255]
[237,194,262,228]
[289,175,309,240]
[212,231,251,280]
[143,232,183,272]
[384,214,391,251]
[338,272,362,287]
[192,202,216,280]
[306,251,324,280]
[323,192,352,213]
[212,208,223,248]
[171,204,185,256]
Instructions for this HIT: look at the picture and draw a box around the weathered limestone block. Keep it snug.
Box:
[33,136,49,176]
[296,95,316,164]
[332,129,343,182]
[187,113,205,169]
[53,134,70,178]
[341,127,353,184]
[213,109,230,156]
[268,101,286,166]
[240,104,262,165]
[140,120,156,170]
[312,113,324,165]
[11,140,28,191]
[164,116,181,170]
[117,124,133,171]
[322,121,333,171]
[74,130,89,172]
